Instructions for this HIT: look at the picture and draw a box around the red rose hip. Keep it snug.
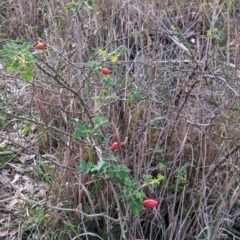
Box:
[102,68,111,75]
[111,142,120,150]
[35,42,46,50]
[143,199,158,209]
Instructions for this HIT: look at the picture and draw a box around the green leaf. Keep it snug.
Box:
[158,162,167,170]
[7,66,14,74]
[157,174,165,181]
[206,29,211,37]
[87,0,93,7]
[111,55,118,63]
[177,176,186,184]
[111,170,128,186]
[20,72,33,81]
[76,161,92,174]
[73,124,93,139]
[100,153,118,162]
[142,174,153,181]
[151,174,165,188]
[154,147,164,153]
[99,88,107,100]
[151,179,160,188]
[110,93,119,100]
[65,2,78,11]
[116,164,130,172]
[131,84,142,100]
[128,199,143,217]
[124,177,137,187]
[117,191,125,198]
[93,116,110,129]
[91,161,110,172]
[97,49,107,58]
[86,61,101,71]
[114,45,128,55]
[25,74,33,81]
[23,124,30,136]
[96,133,105,143]
[136,190,146,200]
[102,75,115,88]
[110,164,131,186]
[174,166,187,177]
[69,118,79,123]
[96,161,111,175]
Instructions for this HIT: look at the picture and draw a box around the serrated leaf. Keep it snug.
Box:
[115,45,128,55]
[129,199,143,217]
[86,61,101,71]
[142,174,153,181]
[102,75,115,88]
[93,116,110,129]
[76,161,92,174]
[124,177,137,187]
[157,174,165,181]
[20,72,33,81]
[91,161,110,172]
[73,124,93,139]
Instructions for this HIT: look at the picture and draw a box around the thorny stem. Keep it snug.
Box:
[108,180,126,240]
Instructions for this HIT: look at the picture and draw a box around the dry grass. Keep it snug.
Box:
[1,0,240,239]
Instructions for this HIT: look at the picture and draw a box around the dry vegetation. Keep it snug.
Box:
[1,0,240,239]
